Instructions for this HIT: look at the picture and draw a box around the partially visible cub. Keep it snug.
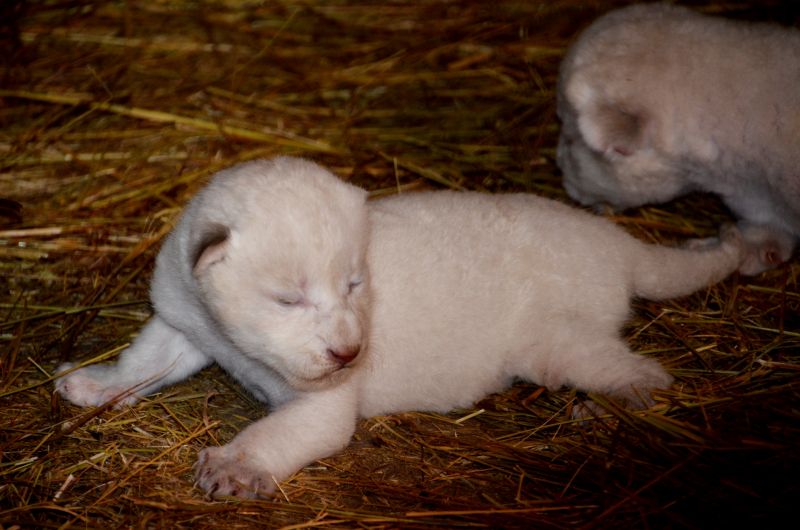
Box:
[557,2,800,274]
[57,157,748,498]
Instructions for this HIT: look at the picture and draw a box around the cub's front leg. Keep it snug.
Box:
[56,315,212,408]
[195,382,359,499]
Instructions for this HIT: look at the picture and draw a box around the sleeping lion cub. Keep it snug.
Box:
[57,157,747,498]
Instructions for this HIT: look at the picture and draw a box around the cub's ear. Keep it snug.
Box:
[579,102,648,158]
[190,223,230,274]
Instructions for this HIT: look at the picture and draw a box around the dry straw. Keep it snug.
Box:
[1,1,797,528]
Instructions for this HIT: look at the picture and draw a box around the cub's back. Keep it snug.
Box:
[359,191,637,415]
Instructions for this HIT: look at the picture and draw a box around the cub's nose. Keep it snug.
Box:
[327,346,360,366]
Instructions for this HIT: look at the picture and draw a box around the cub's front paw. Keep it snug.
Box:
[195,446,276,499]
[55,362,140,408]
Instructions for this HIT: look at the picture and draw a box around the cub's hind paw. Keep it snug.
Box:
[572,400,609,420]
[572,386,669,421]
[737,222,794,275]
[573,355,673,420]
[55,362,140,408]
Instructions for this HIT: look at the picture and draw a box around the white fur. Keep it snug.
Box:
[56,157,747,498]
[556,3,800,274]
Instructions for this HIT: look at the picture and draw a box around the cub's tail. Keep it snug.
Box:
[632,225,745,301]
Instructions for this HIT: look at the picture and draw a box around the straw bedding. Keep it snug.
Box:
[1,1,798,528]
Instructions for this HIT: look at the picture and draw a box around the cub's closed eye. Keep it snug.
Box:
[347,279,363,293]
[275,295,303,307]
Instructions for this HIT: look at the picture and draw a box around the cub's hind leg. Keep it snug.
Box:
[524,331,673,415]
[56,316,212,408]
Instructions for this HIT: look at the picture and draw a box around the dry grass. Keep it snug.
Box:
[1,1,799,528]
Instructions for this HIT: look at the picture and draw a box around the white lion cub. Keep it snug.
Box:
[557,3,800,274]
[57,157,747,498]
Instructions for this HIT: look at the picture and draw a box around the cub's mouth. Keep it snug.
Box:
[312,364,351,380]
[280,354,360,389]
[284,366,354,392]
